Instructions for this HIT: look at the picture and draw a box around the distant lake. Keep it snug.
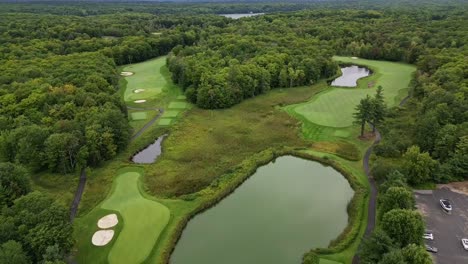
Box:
[220,13,265,19]
[170,156,354,264]
[331,65,370,87]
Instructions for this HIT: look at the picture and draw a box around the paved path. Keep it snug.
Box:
[352,95,410,263]
[127,106,164,141]
[69,168,87,222]
[69,106,164,222]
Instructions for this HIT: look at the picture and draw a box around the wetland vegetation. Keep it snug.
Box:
[0,1,466,264]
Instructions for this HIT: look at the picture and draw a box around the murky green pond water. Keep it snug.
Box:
[171,156,354,264]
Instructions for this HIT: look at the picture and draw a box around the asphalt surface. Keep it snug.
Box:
[415,188,468,264]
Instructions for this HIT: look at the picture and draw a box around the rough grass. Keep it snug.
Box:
[122,57,168,102]
[144,84,328,197]
[290,57,416,127]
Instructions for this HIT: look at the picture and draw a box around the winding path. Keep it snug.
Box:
[69,106,164,222]
[352,95,410,263]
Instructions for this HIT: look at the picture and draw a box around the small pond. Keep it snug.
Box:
[220,13,265,19]
[331,65,370,87]
[131,135,165,164]
[170,156,354,264]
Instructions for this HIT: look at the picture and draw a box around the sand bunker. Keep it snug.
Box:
[120,71,134,77]
[134,100,147,103]
[351,57,358,59]
[134,89,145,93]
[98,214,119,229]
[92,230,115,246]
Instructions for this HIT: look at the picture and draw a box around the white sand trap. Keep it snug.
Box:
[98,214,118,229]
[92,230,115,246]
[120,71,134,76]
[134,89,145,93]
[351,57,359,59]
[134,100,147,103]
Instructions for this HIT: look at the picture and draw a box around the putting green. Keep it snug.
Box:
[158,118,172,126]
[101,171,170,264]
[123,57,168,102]
[291,57,416,127]
[130,111,148,121]
[168,101,188,109]
[162,110,180,118]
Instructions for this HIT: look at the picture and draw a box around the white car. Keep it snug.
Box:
[439,199,452,212]
[423,232,434,240]
[462,238,468,250]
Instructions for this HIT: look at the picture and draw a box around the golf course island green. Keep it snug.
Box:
[170,156,354,264]
[289,57,416,128]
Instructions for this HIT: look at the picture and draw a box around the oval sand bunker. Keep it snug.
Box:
[134,100,146,103]
[92,230,115,246]
[120,71,134,76]
[134,89,145,93]
[98,214,118,229]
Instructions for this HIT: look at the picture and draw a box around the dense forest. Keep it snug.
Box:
[0,1,466,263]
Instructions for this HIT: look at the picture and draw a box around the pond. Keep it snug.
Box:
[170,156,354,264]
[131,135,165,164]
[331,65,370,87]
[220,13,265,19]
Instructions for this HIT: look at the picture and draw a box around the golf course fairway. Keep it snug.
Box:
[101,170,170,264]
[122,56,169,102]
[290,57,416,127]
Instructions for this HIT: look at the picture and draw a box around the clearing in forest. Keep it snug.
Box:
[102,170,170,264]
[77,169,170,264]
[122,56,168,102]
[290,57,416,127]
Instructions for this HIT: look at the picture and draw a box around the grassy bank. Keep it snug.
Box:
[288,57,416,127]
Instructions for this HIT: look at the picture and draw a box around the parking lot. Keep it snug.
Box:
[415,187,468,264]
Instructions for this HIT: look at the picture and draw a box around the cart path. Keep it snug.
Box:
[69,106,164,222]
[352,95,410,263]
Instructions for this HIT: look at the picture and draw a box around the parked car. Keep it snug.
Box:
[439,199,452,212]
[423,232,434,240]
[462,238,468,250]
[425,245,438,253]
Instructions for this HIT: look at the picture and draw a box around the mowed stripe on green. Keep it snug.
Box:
[131,111,148,120]
[123,56,168,102]
[101,171,170,264]
[293,57,416,127]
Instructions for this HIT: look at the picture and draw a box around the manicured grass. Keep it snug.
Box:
[168,101,188,109]
[176,95,187,100]
[161,110,179,118]
[290,57,416,127]
[103,170,170,263]
[131,111,149,121]
[158,118,172,126]
[320,259,343,264]
[75,168,170,264]
[122,57,168,102]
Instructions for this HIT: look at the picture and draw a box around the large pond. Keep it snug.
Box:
[331,65,370,87]
[170,156,354,264]
[131,135,165,163]
[220,13,265,19]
